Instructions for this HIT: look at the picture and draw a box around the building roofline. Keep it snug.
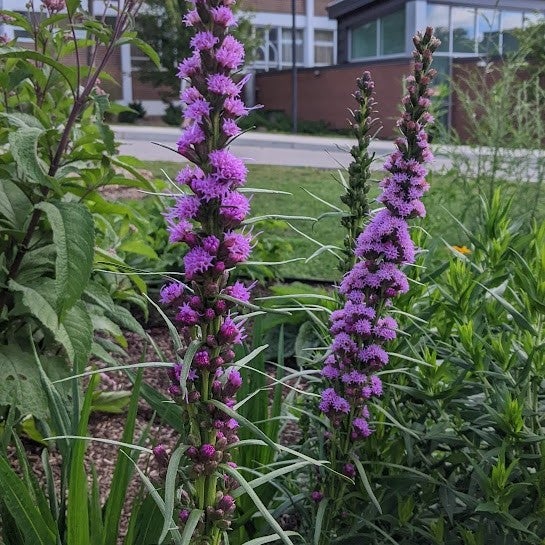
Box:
[327,0,545,19]
[327,0,382,20]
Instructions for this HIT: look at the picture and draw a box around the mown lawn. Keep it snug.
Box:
[147,162,545,281]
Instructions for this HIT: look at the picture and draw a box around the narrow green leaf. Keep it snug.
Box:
[67,375,99,545]
[180,340,202,398]
[244,532,301,545]
[160,445,187,544]
[209,400,279,453]
[313,499,328,545]
[231,461,309,499]
[142,292,182,352]
[89,465,104,545]
[41,449,59,525]
[244,214,317,225]
[351,455,382,514]
[31,338,72,459]
[102,371,144,545]
[302,187,343,211]
[0,456,57,545]
[45,436,153,454]
[124,454,184,545]
[179,508,204,545]
[221,464,295,545]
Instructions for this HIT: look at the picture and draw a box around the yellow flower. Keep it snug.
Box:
[452,245,471,255]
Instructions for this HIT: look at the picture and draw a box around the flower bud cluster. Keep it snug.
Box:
[320,28,440,443]
[42,0,65,13]
[340,71,377,274]
[159,1,254,540]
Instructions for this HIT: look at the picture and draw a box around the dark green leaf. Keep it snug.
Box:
[9,127,55,188]
[36,202,94,315]
[0,179,32,230]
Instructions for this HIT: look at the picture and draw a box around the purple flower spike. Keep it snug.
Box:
[160,1,260,535]
[319,27,439,474]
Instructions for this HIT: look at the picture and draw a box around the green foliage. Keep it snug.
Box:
[118,101,147,124]
[447,44,545,223]
[0,346,157,545]
[293,191,545,544]
[0,2,156,421]
[162,103,183,126]
[239,109,335,135]
[135,0,259,101]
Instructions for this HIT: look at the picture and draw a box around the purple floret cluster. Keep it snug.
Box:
[319,28,440,443]
[156,0,254,537]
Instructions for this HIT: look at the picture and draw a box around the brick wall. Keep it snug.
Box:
[132,76,172,102]
[256,60,410,138]
[96,47,123,100]
[241,0,305,14]
[314,0,330,16]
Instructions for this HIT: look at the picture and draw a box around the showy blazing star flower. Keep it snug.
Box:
[158,2,255,542]
[42,0,65,12]
[320,27,440,454]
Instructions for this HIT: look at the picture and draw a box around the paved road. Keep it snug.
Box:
[113,124,454,171]
[113,125,545,182]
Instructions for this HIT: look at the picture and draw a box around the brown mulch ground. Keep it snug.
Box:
[11,318,304,543]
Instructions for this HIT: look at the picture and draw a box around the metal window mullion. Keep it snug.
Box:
[448,6,453,56]
[376,18,380,56]
[498,10,503,55]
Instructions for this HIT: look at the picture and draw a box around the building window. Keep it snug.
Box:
[253,26,303,70]
[314,29,334,65]
[130,44,148,71]
[380,10,405,55]
[427,4,449,53]
[452,6,476,53]
[427,4,543,57]
[351,21,376,58]
[502,11,523,53]
[477,9,500,55]
[524,11,545,27]
[350,7,405,60]
[281,27,304,66]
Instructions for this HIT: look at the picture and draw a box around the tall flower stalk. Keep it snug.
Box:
[339,71,377,275]
[315,28,440,543]
[157,2,253,543]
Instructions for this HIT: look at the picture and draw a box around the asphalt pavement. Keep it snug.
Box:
[112,124,453,171]
[112,124,545,182]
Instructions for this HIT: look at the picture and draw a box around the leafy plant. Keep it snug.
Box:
[0,339,161,545]
[0,1,156,422]
[118,101,147,124]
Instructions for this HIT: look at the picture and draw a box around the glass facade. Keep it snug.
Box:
[350,7,405,60]
[427,4,449,53]
[452,6,475,53]
[427,4,544,57]
[502,11,523,53]
[351,21,377,58]
[381,10,405,55]
[477,9,500,55]
[254,26,335,71]
[314,30,335,65]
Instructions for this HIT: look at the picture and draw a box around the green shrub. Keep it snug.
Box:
[162,102,182,126]
[118,101,147,123]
